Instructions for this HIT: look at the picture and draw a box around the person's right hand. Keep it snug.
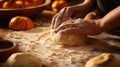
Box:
[54,18,103,36]
[51,4,91,29]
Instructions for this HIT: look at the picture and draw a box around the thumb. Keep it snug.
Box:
[84,9,99,20]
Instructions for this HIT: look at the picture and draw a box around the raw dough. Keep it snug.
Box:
[3,52,42,67]
[50,29,87,46]
[85,53,120,67]
[50,18,87,46]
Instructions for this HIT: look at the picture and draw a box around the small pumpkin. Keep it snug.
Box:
[9,16,35,31]
[15,0,24,7]
[51,0,68,12]
[31,0,44,5]
[1,0,44,8]
[23,0,44,7]
[2,1,20,8]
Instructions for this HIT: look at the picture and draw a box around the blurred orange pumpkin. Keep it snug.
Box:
[9,16,35,31]
[52,0,68,12]
[1,0,44,9]
[2,1,20,8]
[20,0,44,7]
[31,0,44,5]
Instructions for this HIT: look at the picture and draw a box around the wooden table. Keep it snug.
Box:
[0,10,120,67]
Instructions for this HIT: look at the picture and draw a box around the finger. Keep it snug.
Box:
[51,13,59,29]
[59,28,87,35]
[55,23,77,33]
[51,8,66,29]
[54,8,67,29]
[61,7,71,22]
[58,28,80,35]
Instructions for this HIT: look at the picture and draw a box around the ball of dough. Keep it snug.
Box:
[85,53,120,67]
[50,29,87,46]
[3,52,42,67]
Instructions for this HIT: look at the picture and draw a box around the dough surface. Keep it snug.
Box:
[85,53,120,67]
[50,29,87,46]
[3,52,42,67]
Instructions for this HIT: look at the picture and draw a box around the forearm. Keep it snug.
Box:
[83,0,95,5]
[100,6,120,31]
[81,0,96,8]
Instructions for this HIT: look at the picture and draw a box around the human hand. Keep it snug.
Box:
[51,4,91,29]
[54,18,102,35]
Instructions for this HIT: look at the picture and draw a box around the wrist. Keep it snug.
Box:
[96,18,113,33]
[94,19,105,33]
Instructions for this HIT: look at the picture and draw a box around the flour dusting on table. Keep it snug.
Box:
[3,27,119,67]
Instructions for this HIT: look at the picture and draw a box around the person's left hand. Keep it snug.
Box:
[54,18,103,35]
